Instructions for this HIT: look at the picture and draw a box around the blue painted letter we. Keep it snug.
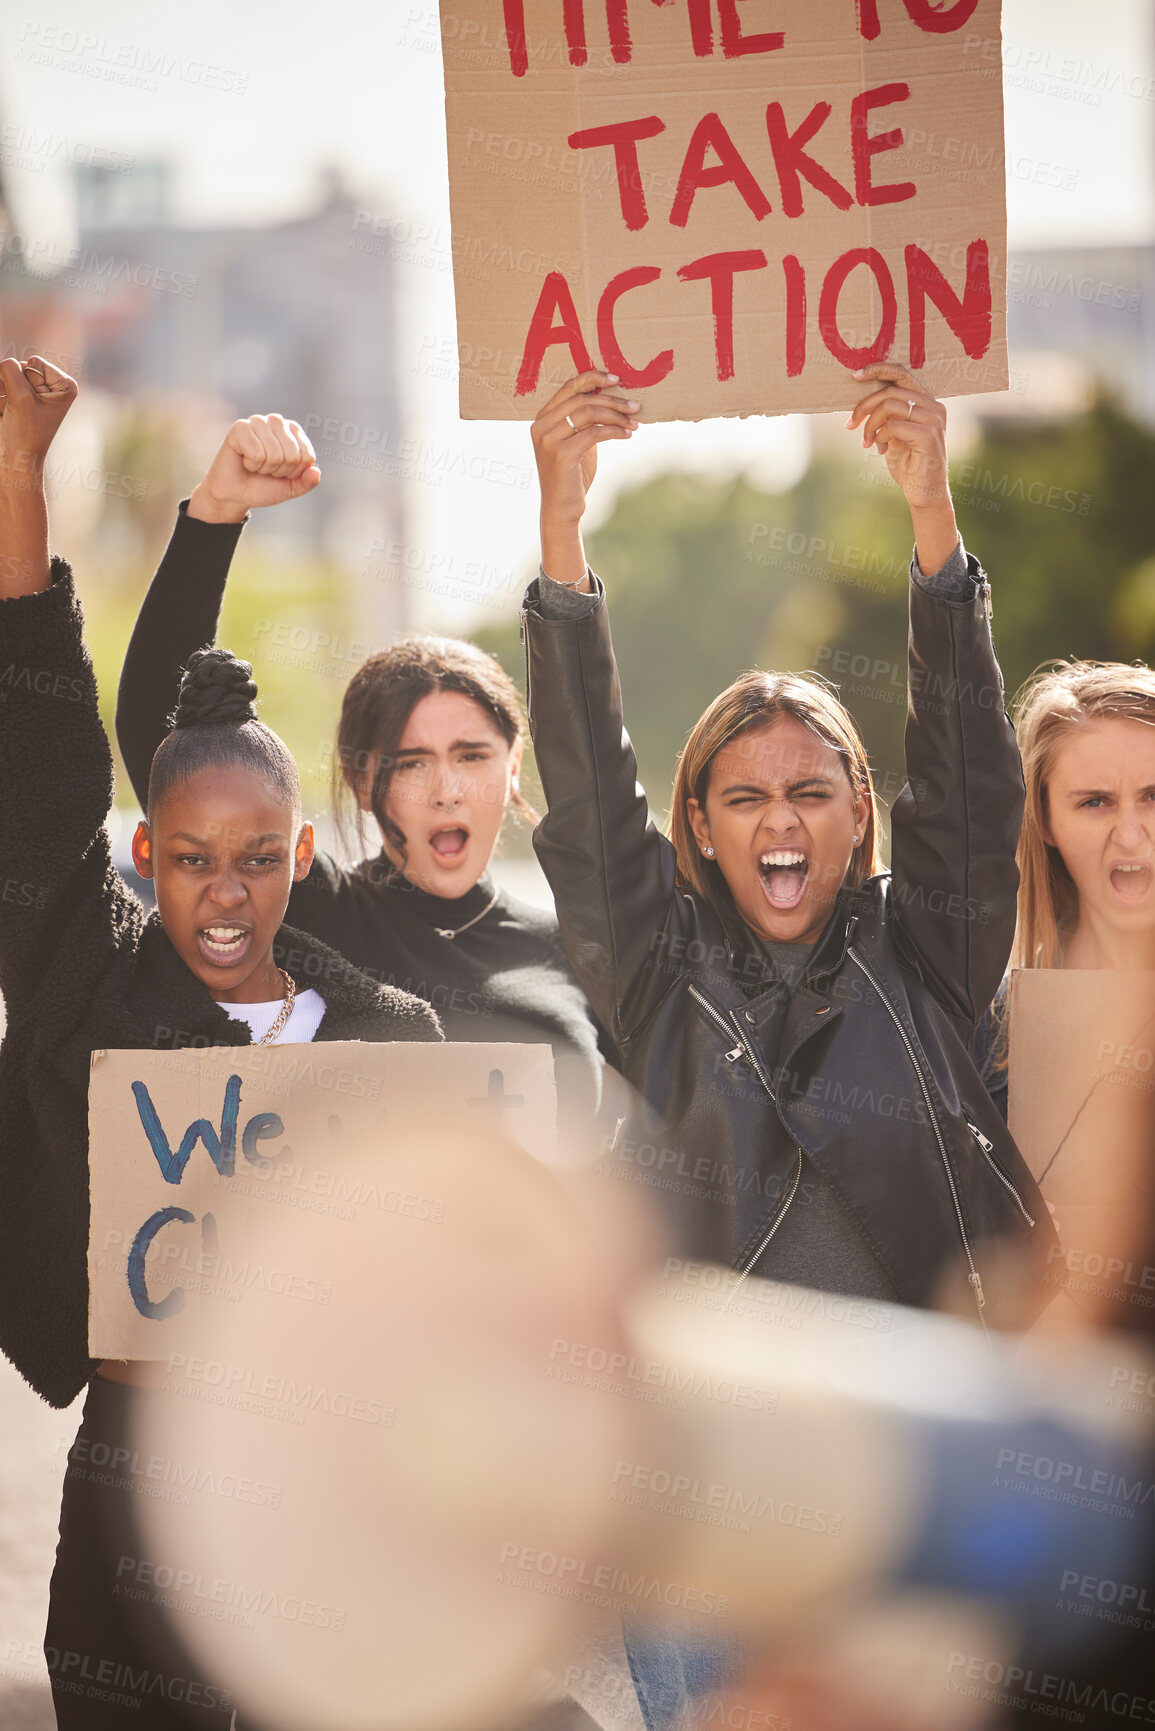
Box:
[131,1075,242,1183]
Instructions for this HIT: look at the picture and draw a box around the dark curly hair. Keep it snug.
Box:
[147,647,299,819]
[333,634,534,867]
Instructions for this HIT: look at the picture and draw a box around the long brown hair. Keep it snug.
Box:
[333,634,536,866]
[668,670,882,903]
[1011,660,1155,970]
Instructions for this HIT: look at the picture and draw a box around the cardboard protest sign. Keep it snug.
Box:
[441,0,1007,421]
[1008,970,1155,1331]
[88,1041,557,1360]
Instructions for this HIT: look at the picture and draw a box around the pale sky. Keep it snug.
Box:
[1,0,1152,626]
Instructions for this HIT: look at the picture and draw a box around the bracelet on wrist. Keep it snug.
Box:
[542,567,591,590]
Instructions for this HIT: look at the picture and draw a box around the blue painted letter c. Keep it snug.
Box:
[127,1207,195,1320]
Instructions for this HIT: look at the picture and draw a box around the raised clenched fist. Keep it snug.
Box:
[187,414,321,525]
[0,356,78,483]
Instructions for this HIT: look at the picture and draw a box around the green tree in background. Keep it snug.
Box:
[478,397,1155,857]
[82,542,356,829]
[953,399,1155,682]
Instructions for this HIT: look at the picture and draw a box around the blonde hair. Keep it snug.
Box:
[1011,660,1155,971]
[668,670,882,902]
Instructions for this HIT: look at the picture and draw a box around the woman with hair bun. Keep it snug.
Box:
[0,360,439,1728]
[115,415,606,1119]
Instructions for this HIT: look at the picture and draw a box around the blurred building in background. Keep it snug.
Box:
[2,156,1154,592]
[1006,242,1155,424]
[1,147,1155,834]
[0,161,409,641]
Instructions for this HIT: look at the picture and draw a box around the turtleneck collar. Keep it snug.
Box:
[356,851,499,930]
[716,878,861,990]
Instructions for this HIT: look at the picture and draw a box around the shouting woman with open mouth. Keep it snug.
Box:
[115,414,608,1129]
[0,360,440,1729]
[523,362,1055,1327]
[977,658,1155,1122]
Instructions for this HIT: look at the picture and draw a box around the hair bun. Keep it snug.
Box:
[173,648,259,729]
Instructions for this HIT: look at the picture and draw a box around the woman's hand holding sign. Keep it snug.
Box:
[846,361,958,574]
[533,362,958,586]
[531,370,639,588]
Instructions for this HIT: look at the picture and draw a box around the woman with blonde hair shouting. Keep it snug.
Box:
[1012,661,1155,971]
[976,660,1155,1120]
[522,361,1054,1328]
[523,360,1059,1730]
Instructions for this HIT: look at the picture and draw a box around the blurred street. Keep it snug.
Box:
[0,1352,81,1728]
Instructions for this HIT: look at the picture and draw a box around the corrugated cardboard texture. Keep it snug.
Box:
[88,1042,557,1360]
[442,0,1007,420]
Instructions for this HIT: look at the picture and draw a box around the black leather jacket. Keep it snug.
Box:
[521,563,1057,1327]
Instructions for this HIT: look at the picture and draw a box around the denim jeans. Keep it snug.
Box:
[622,1625,739,1731]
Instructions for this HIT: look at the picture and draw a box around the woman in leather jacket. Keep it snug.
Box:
[521,361,1056,1331]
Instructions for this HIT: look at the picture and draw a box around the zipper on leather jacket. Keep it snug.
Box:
[848,947,988,1328]
[687,982,778,1100]
[725,1147,803,1310]
[966,1118,1035,1226]
[687,982,802,1302]
[518,612,531,712]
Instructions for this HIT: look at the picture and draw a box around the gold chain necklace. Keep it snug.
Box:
[258,968,297,1045]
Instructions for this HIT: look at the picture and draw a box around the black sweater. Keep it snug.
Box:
[0,564,441,1408]
[115,506,606,1118]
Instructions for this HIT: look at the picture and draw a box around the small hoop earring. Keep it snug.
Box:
[702,846,715,858]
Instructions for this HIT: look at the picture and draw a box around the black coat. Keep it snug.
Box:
[521,566,1057,1326]
[0,565,441,1407]
[113,504,608,1114]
